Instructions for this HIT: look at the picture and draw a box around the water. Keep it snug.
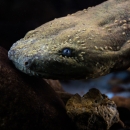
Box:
[60,71,130,98]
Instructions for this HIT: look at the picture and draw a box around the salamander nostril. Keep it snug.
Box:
[95,100,98,103]
[24,59,36,69]
[25,62,29,66]
[24,59,32,68]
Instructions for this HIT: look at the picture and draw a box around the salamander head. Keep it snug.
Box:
[8,33,93,79]
[8,0,130,79]
[8,25,123,79]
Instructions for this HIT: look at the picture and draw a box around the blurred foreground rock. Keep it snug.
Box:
[44,79,64,92]
[0,46,75,130]
[44,79,72,104]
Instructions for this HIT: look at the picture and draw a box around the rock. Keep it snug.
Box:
[110,107,130,130]
[44,79,72,104]
[111,86,126,93]
[43,79,73,104]
[112,96,130,110]
[0,46,75,130]
[66,88,122,130]
[56,91,73,104]
[44,79,64,92]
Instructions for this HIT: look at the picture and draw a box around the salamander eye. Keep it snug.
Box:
[62,48,72,57]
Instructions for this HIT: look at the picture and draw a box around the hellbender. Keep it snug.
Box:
[8,0,130,79]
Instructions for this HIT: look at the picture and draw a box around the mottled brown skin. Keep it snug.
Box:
[66,88,121,130]
[8,0,130,79]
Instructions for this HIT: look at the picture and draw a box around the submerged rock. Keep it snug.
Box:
[66,88,123,130]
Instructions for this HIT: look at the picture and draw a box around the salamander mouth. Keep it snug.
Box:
[12,61,45,76]
[12,61,85,79]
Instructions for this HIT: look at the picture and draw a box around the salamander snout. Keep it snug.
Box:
[23,58,39,72]
[24,59,32,68]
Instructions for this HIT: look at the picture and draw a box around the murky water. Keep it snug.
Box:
[61,71,130,98]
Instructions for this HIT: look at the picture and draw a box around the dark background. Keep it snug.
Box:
[0,0,106,50]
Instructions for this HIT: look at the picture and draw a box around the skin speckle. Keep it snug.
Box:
[75,36,79,39]
[123,26,127,30]
[108,29,112,32]
[122,20,127,23]
[123,23,127,26]
[120,21,123,24]
[104,46,108,50]
[78,54,83,57]
[122,32,126,35]
[108,46,113,50]
[114,20,118,23]
[77,41,80,43]
[117,46,120,50]
[88,37,93,40]
[80,57,84,61]
[99,47,104,51]
[69,39,72,42]
[83,9,87,13]
[81,52,86,54]
[94,46,98,50]
[82,47,87,49]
